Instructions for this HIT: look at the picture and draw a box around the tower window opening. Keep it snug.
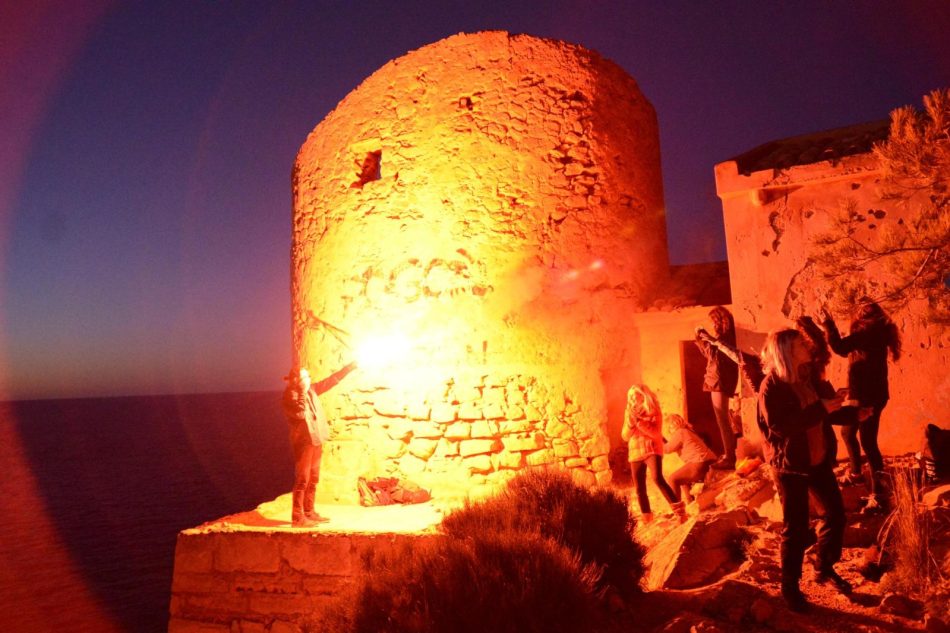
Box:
[350,150,382,188]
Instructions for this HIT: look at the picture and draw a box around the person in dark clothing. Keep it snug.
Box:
[282,361,358,527]
[758,328,868,612]
[821,300,901,510]
[695,306,740,469]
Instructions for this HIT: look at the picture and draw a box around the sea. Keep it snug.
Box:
[0,392,291,633]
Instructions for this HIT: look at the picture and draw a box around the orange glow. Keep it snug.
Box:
[291,32,670,503]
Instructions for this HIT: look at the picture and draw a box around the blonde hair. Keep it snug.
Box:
[626,384,661,425]
[665,413,688,432]
[761,328,801,383]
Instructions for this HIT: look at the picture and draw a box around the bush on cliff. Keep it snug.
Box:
[441,469,645,598]
[350,530,601,633]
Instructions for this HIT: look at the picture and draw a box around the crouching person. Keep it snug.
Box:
[664,414,717,505]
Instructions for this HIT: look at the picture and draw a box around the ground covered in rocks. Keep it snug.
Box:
[614,460,950,633]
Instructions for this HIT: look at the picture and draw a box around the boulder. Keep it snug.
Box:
[645,509,753,590]
[922,484,950,508]
[880,592,924,619]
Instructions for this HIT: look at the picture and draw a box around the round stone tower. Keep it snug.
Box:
[291,31,669,503]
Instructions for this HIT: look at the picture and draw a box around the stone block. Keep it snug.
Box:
[373,392,406,417]
[399,453,428,474]
[595,469,612,485]
[231,574,301,595]
[580,435,610,457]
[245,592,309,617]
[171,572,230,594]
[494,451,524,469]
[408,438,439,460]
[175,533,214,574]
[431,403,457,423]
[544,418,571,439]
[407,403,431,420]
[564,457,588,468]
[380,438,407,459]
[412,422,443,439]
[459,438,501,457]
[177,592,248,618]
[458,402,483,420]
[216,534,280,573]
[526,449,556,466]
[553,439,579,458]
[385,419,414,441]
[168,618,231,633]
[470,420,498,438]
[233,620,267,633]
[455,386,481,402]
[499,419,530,434]
[282,534,353,575]
[436,437,460,456]
[504,405,526,420]
[590,455,609,472]
[570,468,596,487]
[502,433,545,452]
[268,621,303,633]
[464,454,494,474]
[443,422,471,440]
[483,403,505,419]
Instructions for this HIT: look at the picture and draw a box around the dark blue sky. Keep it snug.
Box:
[2,1,948,399]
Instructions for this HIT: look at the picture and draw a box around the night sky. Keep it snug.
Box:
[2,1,948,399]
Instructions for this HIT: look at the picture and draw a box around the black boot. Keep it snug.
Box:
[303,484,328,523]
[781,580,809,613]
[291,487,318,527]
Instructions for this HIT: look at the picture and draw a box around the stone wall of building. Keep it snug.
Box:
[291,31,669,502]
[169,526,434,632]
[715,152,950,455]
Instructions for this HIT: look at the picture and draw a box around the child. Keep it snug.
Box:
[622,385,687,523]
[663,414,717,504]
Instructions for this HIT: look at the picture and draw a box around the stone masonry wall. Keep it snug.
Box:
[291,31,670,502]
[169,527,434,632]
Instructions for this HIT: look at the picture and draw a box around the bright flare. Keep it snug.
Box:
[355,333,412,369]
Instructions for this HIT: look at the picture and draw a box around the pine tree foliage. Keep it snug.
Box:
[812,89,950,323]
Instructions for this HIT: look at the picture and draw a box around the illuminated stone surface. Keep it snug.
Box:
[715,133,950,455]
[291,31,669,502]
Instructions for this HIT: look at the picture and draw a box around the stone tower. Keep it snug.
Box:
[291,31,669,502]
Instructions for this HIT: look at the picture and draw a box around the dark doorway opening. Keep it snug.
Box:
[681,340,723,456]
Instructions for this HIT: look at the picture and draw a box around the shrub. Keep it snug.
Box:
[441,469,645,598]
[350,530,602,633]
[880,466,940,596]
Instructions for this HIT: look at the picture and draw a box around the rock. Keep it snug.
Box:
[657,613,727,633]
[750,597,774,624]
[698,579,770,623]
[880,592,924,619]
[645,509,753,590]
[925,614,950,633]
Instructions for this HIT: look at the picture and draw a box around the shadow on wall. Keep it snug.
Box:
[9,392,289,632]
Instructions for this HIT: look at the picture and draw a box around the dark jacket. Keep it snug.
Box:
[757,370,858,474]
[824,318,891,407]
[696,330,739,395]
[281,363,357,446]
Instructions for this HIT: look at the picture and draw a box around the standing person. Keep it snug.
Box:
[664,414,717,505]
[282,361,357,527]
[758,329,851,612]
[695,306,740,469]
[822,300,901,511]
[622,384,687,523]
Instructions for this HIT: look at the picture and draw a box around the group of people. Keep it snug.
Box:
[621,301,901,612]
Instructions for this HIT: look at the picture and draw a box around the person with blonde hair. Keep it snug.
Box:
[758,329,850,611]
[622,384,687,523]
[664,413,717,504]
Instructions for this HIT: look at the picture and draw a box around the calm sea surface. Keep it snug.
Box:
[0,392,290,632]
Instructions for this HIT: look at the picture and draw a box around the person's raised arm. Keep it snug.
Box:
[313,361,359,395]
